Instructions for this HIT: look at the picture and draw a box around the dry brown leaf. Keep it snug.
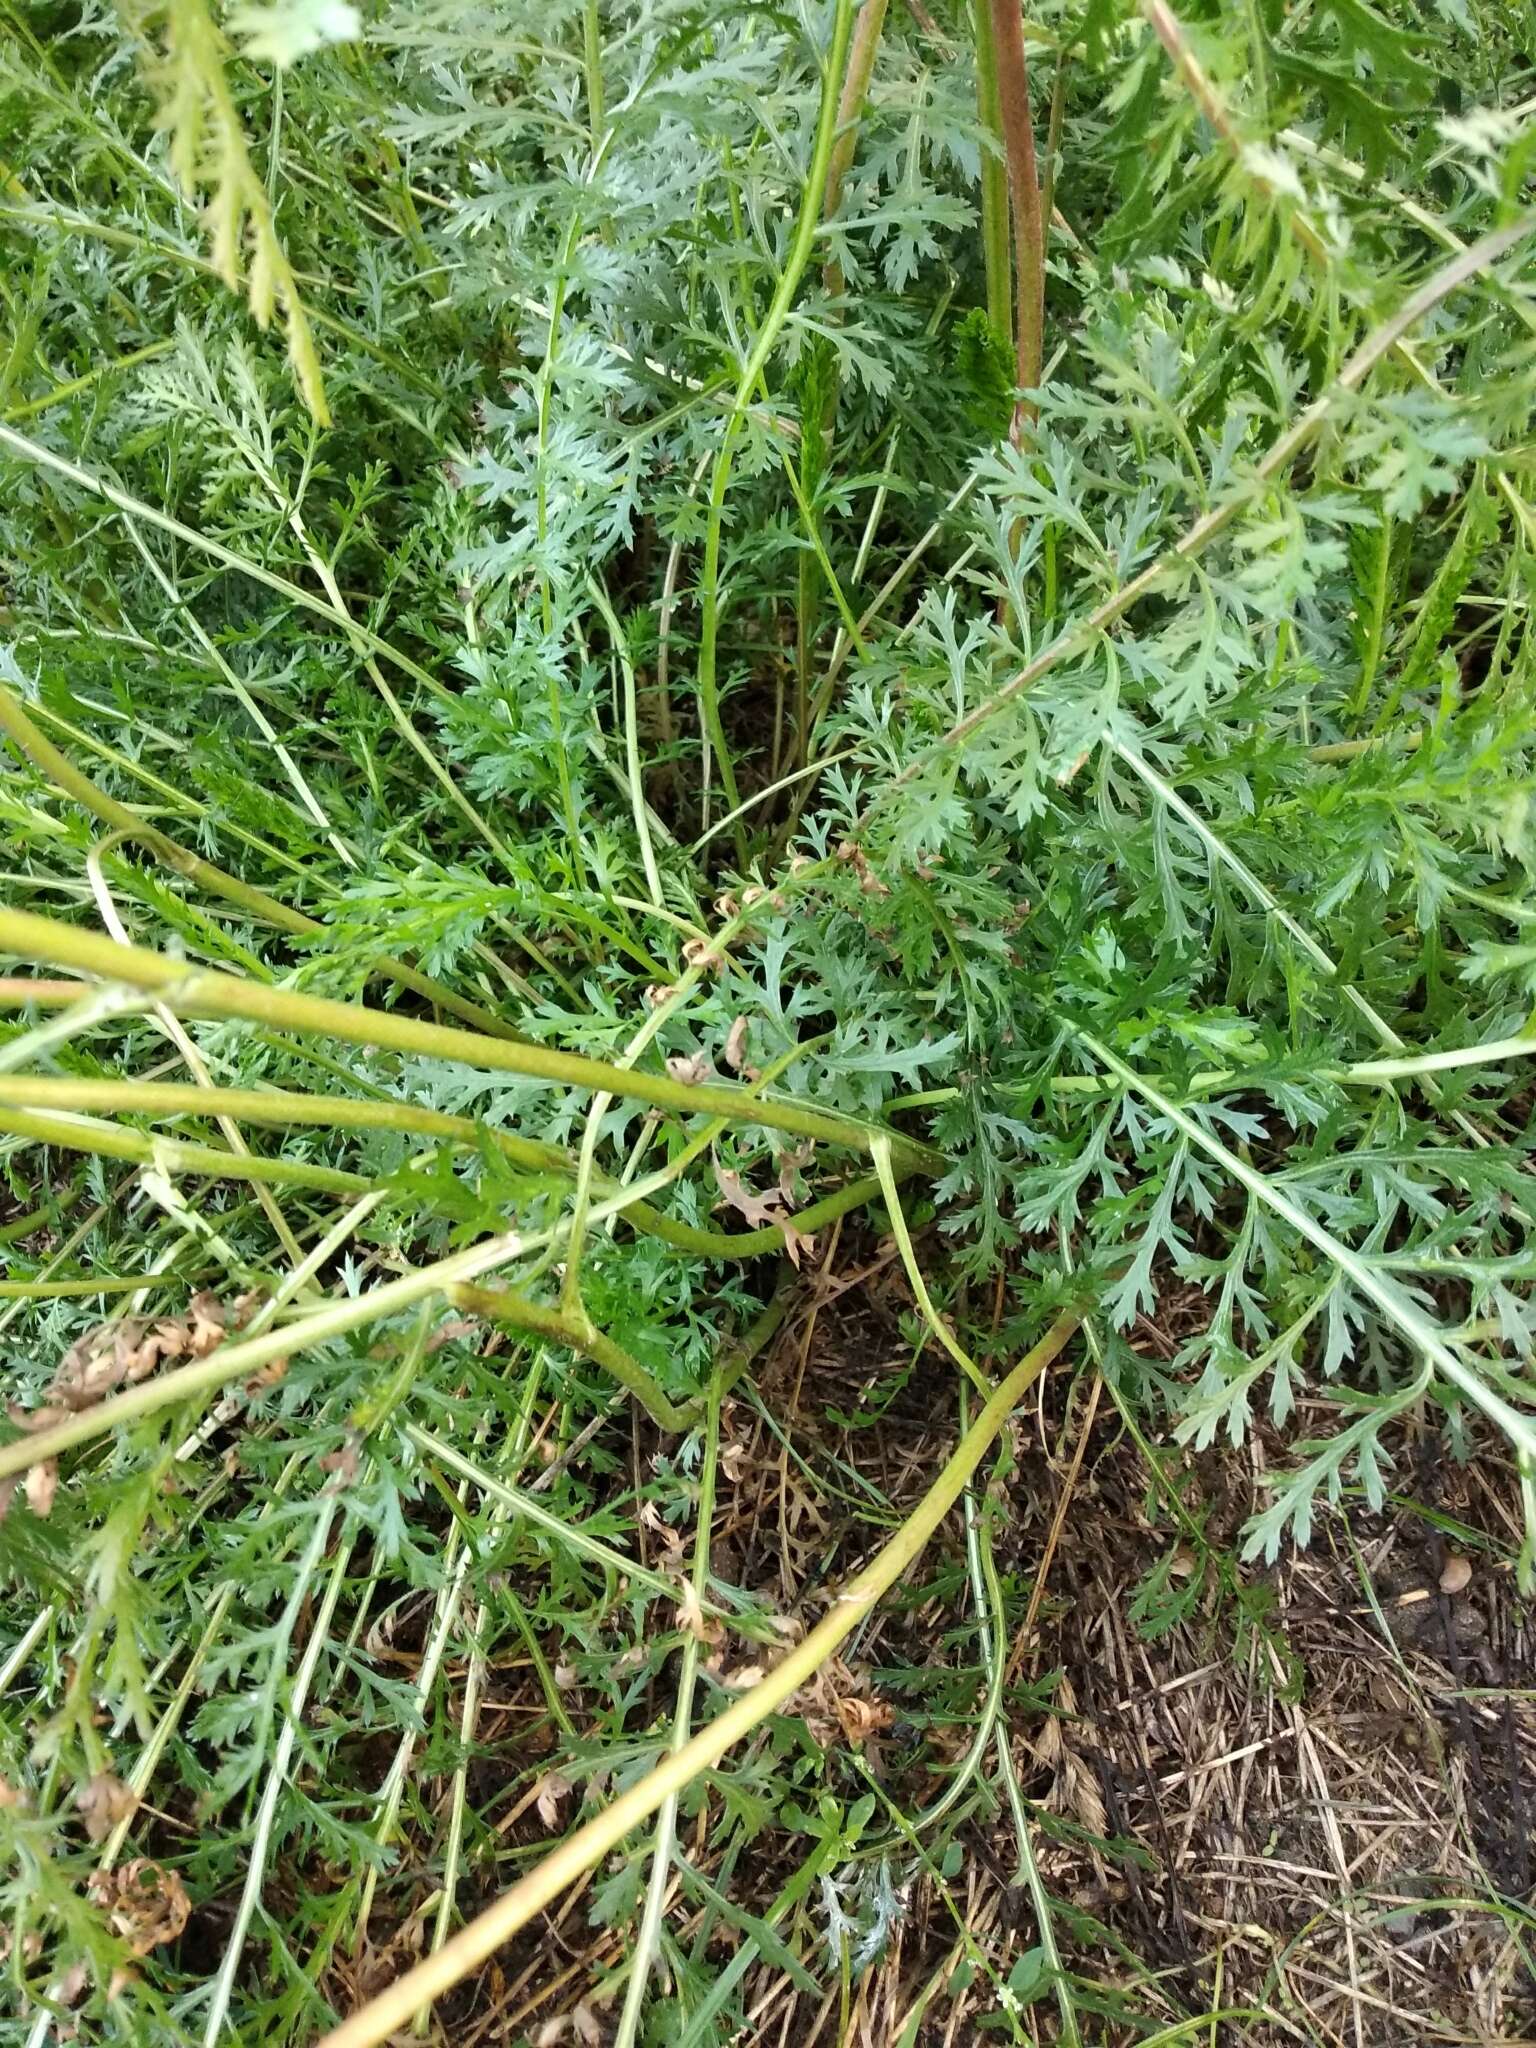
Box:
[723,1015,750,1072]
[777,1219,816,1270]
[719,1662,765,1690]
[835,838,891,896]
[76,1771,137,1845]
[87,1859,190,1954]
[533,2021,568,2048]
[572,2002,603,2047]
[712,1163,815,1264]
[54,1960,89,2008]
[713,1164,786,1233]
[186,1291,227,1357]
[718,1171,811,1267]
[243,1358,288,1395]
[0,1477,16,1523]
[719,1440,748,1485]
[1439,1553,1473,1595]
[535,1770,570,1831]
[424,1317,482,1355]
[666,1050,717,1085]
[681,937,725,974]
[675,1581,721,1645]
[231,1287,267,1330]
[835,1694,893,1746]
[638,1499,685,1565]
[776,1140,813,1204]
[24,1458,57,1519]
[318,1435,361,1492]
[0,1775,26,1810]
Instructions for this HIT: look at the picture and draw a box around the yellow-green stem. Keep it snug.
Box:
[0,1072,901,1258]
[314,1304,1084,2048]
[0,907,939,1168]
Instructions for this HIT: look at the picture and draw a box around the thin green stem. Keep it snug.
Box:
[404,1423,730,1613]
[987,0,1045,418]
[696,0,856,858]
[0,1102,371,1196]
[864,221,1534,809]
[872,1135,990,1397]
[0,1072,901,1257]
[449,1283,695,1428]
[587,575,665,910]
[1074,1029,1536,1475]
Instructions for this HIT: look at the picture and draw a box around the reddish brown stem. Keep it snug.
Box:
[986,0,1045,433]
[821,0,892,305]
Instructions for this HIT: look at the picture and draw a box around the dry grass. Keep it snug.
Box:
[320,1241,1536,2045]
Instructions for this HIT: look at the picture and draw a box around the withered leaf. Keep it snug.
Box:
[76,1772,138,1845]
[318,1441,360,1491]
[723,1015,750,1073]
[714,1166,817,1268]
[719,1662,766,1690]
[674,1581,721,1645]
[666,1050,717,1086]
[535,1770,570,1831]
[23,1458,57,1519]
[713,1165,785,1233]
[87,1859,190,1954]
[572,2002,603,2047]
[54,1960,89,2008]
[186,1291,227,1357]
[835,1694,893,1746]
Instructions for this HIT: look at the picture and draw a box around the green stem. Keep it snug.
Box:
[582,0,605,144]
[870,222,1534,802]
[0,1073,902,1256]
[612,1370,721,2048]
[450,1283,696,1429]
[0,1103,370,1196]
[696,0,856,860]
[0,906,937,1166]
[405,1423,722,1608]
[819,0,891,306]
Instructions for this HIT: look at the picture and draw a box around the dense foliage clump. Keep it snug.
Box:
[1,0,1534,2038]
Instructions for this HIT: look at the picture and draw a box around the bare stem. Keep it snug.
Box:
[972,0,1013,344]
[0,906,938,1167]
[987,0,1045,424]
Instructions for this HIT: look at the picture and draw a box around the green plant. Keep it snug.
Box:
[1,0,1535,2040]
